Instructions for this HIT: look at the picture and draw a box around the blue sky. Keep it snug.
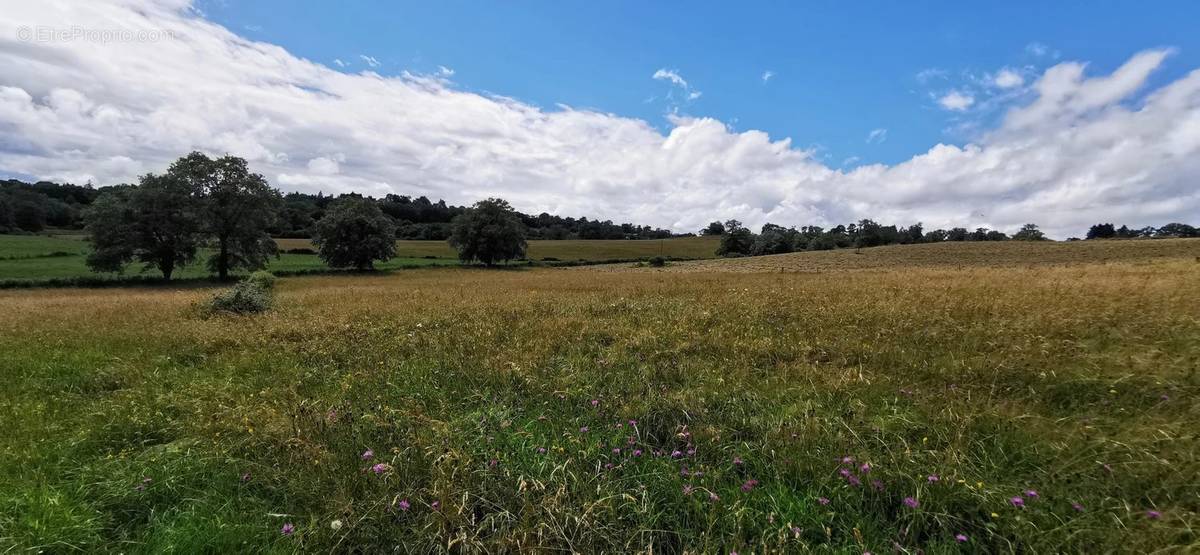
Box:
[4,1,1199,236]
[200,1,1200,167]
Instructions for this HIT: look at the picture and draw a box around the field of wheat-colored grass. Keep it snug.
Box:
[1,241,1198,552]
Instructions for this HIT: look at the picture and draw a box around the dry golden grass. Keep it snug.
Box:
[2,240,1198,552]
[591,238,1200,273]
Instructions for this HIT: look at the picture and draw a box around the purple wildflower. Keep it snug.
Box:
[903,497,919,509]
[1010,496,1025,508]
[629,419,638,426]
[397,499,411,511]
[431,501,440,510]
[871,479,884,492]
[536,446,547,454]
[590,399,599,407]
[818,497,830,505]
[240,472,251,482]
[361,449,374,460]
[847,475,862,487]
[741,479,759,492]
[612,448,621,454]
[633,449,642,456]
[840,456,855,464]
[488,459,499,467]
[839,468,852,478]
[1146,510,1161,519]
[1072,502,1084,512]
[955,533,968,543]
[281,523,295,535]
[580,426,589,433]
[682,485,694,496]
[371,463,389,475]
[671,450,683,458]
[1024,489,1039,499]
[859,462,871,474]
[709,492,720,502]
[733,456,744,466]
[927,474,940,483]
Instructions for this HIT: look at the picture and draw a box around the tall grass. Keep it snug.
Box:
[1,256,1197,551]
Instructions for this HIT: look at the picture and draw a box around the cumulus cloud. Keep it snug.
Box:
[0,1,1198,239]
[993,68,1024,89]
[938,90,975,111]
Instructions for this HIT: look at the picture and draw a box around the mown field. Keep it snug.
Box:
[1,239,1197,552]
[0,235,718,286]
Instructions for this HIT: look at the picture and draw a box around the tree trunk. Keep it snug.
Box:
[217,239,229,281]
[160,258,174,281]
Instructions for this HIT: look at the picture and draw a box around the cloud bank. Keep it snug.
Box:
[1,1,1198,238]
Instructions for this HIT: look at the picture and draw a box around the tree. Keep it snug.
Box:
[1157,223,1197,238]
[1012,223,1047,241]
[448,198,527,265]
[169,152,282,280]
[312,196,397,270]
[946,227,969,241]
[84,175,204,280]
[700,221,726,236]
[752,223,795,255]
[1086,223,1116,239]
[716,219,754,256]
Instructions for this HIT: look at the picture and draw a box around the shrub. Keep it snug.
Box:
[648,256,667,267]
[284,247,317,255]
[208,280,272,315]
[246,270,276,290]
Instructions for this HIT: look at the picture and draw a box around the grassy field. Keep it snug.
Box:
[1,240,1197,552]
[276,236,720,261]
[0,235,718,285]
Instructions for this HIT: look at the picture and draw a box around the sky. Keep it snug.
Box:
[1,0,1199,238]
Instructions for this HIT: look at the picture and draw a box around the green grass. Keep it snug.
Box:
[1,247,1197,552]
[0,235,718,286]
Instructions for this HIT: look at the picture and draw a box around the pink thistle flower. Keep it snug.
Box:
[733,456,744,465]
[671,450,683,458]
[839,468,852,478]
[1023,489,1038,499]
[397,499,410,511]
[955,533,968,543]
[741,479,758,492]
[536,447,546,454]
[590,399,599,407]
[683,485,694,496]
[1010,496,1025,508]
[633,449,642,456]
[1072,502,1084,512]
[847,475,862,487]
[579,426,589,433]
[871,479,884,491]
[431,501,440,510]
[612,448,621,454]
[859,462,871,473]
[281,523,295,535]
[818,497,830,505]
[903,497,919,509]
[1146,510,1161,519]
[927,474,939,483]
[361,449,374,460]
[629,419,638,426]
[840,456,855,464]
[709,492,720,502]
[371,463,389,475]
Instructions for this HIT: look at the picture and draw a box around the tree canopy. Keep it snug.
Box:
[84,175,204,280]
[312,196,398,270]
[448,198,528,265]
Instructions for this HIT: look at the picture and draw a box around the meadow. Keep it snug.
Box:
[0,235,719,286]
[1,239,1197,552]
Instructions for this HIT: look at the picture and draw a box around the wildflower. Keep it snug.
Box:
[397,499,410,511]
[580,426,589,433]
[633,449,642,456]
[671,450,683,458]
[536,447,546,454]
[683,485,694,496]
[733,456,744,465]
[240,472,251,482]
[955,533,968,543]
[818,497,830,505]
[839,468,851,478]
[604,463,614,469]
[431,501,440,510]
[791,526,801,536]
[871,479,885,492]
[903,497,919,509]
[629,419,638,426]
[612,448,621,454]
[590,399,599,407]
[847,475,862,487]
[1146,510,1161,519]
[361,449,374,460]
[709,492,720,502]
[488,459,499,467]
[1023,489,1038,499]
[281,523,295,535]
[1072,502,1084,512]
[859,462,871,473]
[1160,394,1170,401]
[330,519,343,530]
[1010,496,1025,508]
[371,463,389,475]
[741,479,759,492]
[927,474,939,483]
[840,456,855,464]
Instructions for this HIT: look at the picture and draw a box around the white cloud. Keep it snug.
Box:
[652,68,688,88]
[0,2,1197,239]
[333,58,345,68]
[1027,42,1048,57]
[993,68,1024,89]
[866,128,888,144]
[938,90,975,111]
[436,65,454,77]
[761,70,774,83]
[359,54,380,68]
[916,68,948,84]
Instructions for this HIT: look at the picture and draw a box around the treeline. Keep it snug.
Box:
[705,219,1198,257]
[1,178,675,240]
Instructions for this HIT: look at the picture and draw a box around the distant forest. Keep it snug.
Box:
[0,179,677,240]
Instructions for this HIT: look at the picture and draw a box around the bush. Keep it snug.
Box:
[208,280,272,315]
[245,270,276,290]
[648,256,667,267]
[284,247,317,255]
